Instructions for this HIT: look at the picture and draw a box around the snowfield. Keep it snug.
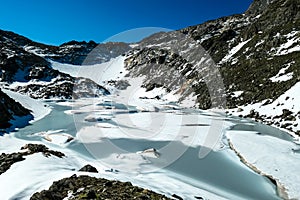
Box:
[51,56,127,86]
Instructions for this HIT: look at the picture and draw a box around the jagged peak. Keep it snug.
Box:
[246,0,278,16]
[59,40,98,47]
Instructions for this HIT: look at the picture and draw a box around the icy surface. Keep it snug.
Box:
[227,131,300,199]
[0,132,228,200]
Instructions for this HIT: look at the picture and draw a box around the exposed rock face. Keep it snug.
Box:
[0,30,111,100]
[180,0,300,108]
[49,41,131,65]
[12,76,110,99]
[120,0,300,134]
[66,41,131,65]
[0,30,131,66]
[245,0,277,16]
[125,30,226,109]
[0,89,32,133]
[30,174,172,200]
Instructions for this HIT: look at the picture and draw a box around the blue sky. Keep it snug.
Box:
[0,0,253,45]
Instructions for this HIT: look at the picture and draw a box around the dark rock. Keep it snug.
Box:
[79,164,98,173]
[172,194,183,200]
[104,181,113,187]
[86,190,97,199]
[0,89,33,133]
[31,175,173,200]
[237,108,244,112]
[0,144,65,175]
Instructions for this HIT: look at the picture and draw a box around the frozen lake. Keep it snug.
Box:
[8,99,285,200]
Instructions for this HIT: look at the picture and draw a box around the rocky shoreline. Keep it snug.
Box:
[227,140,289,200]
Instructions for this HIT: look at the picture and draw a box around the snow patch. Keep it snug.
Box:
[270,62,294,82]
[51,56,126,87]
[229,81,300,134]
[220,39,251,64]
[275,31,300,56]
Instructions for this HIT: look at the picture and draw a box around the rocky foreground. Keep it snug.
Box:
[0,144,191,200]
[30,175,174,200]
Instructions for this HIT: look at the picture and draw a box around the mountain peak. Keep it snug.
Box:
[246,0,276,16]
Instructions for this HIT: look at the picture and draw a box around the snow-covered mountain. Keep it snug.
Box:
[122,0,300,136]
[0,0,300,199]
[0,30,110,99]
[1,0,299,136]
[0,0,299,137]
[0,31,119,131]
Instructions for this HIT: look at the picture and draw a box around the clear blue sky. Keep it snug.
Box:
[0,0,253,45]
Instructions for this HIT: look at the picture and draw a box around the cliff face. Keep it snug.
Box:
[245,0,275,16]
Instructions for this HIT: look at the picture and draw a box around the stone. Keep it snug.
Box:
[79,164,98,173]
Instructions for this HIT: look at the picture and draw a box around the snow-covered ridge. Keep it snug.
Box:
[24,45,58,57]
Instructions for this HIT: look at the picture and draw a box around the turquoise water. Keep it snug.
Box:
[13,101,282,200]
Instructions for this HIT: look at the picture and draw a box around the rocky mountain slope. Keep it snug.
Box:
[0,30,120,130]
[0,30,116,99]
[123,0,300,136]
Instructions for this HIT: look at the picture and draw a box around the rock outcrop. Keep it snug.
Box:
[30,174,172,200]
[0,144,65,175]
[0,89,32,133]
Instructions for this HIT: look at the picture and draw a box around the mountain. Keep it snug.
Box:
[0,0,299,136]
[122,0,300,136]
[0,31,118,131]
[0,30,113,99]
[0,1,300,199]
